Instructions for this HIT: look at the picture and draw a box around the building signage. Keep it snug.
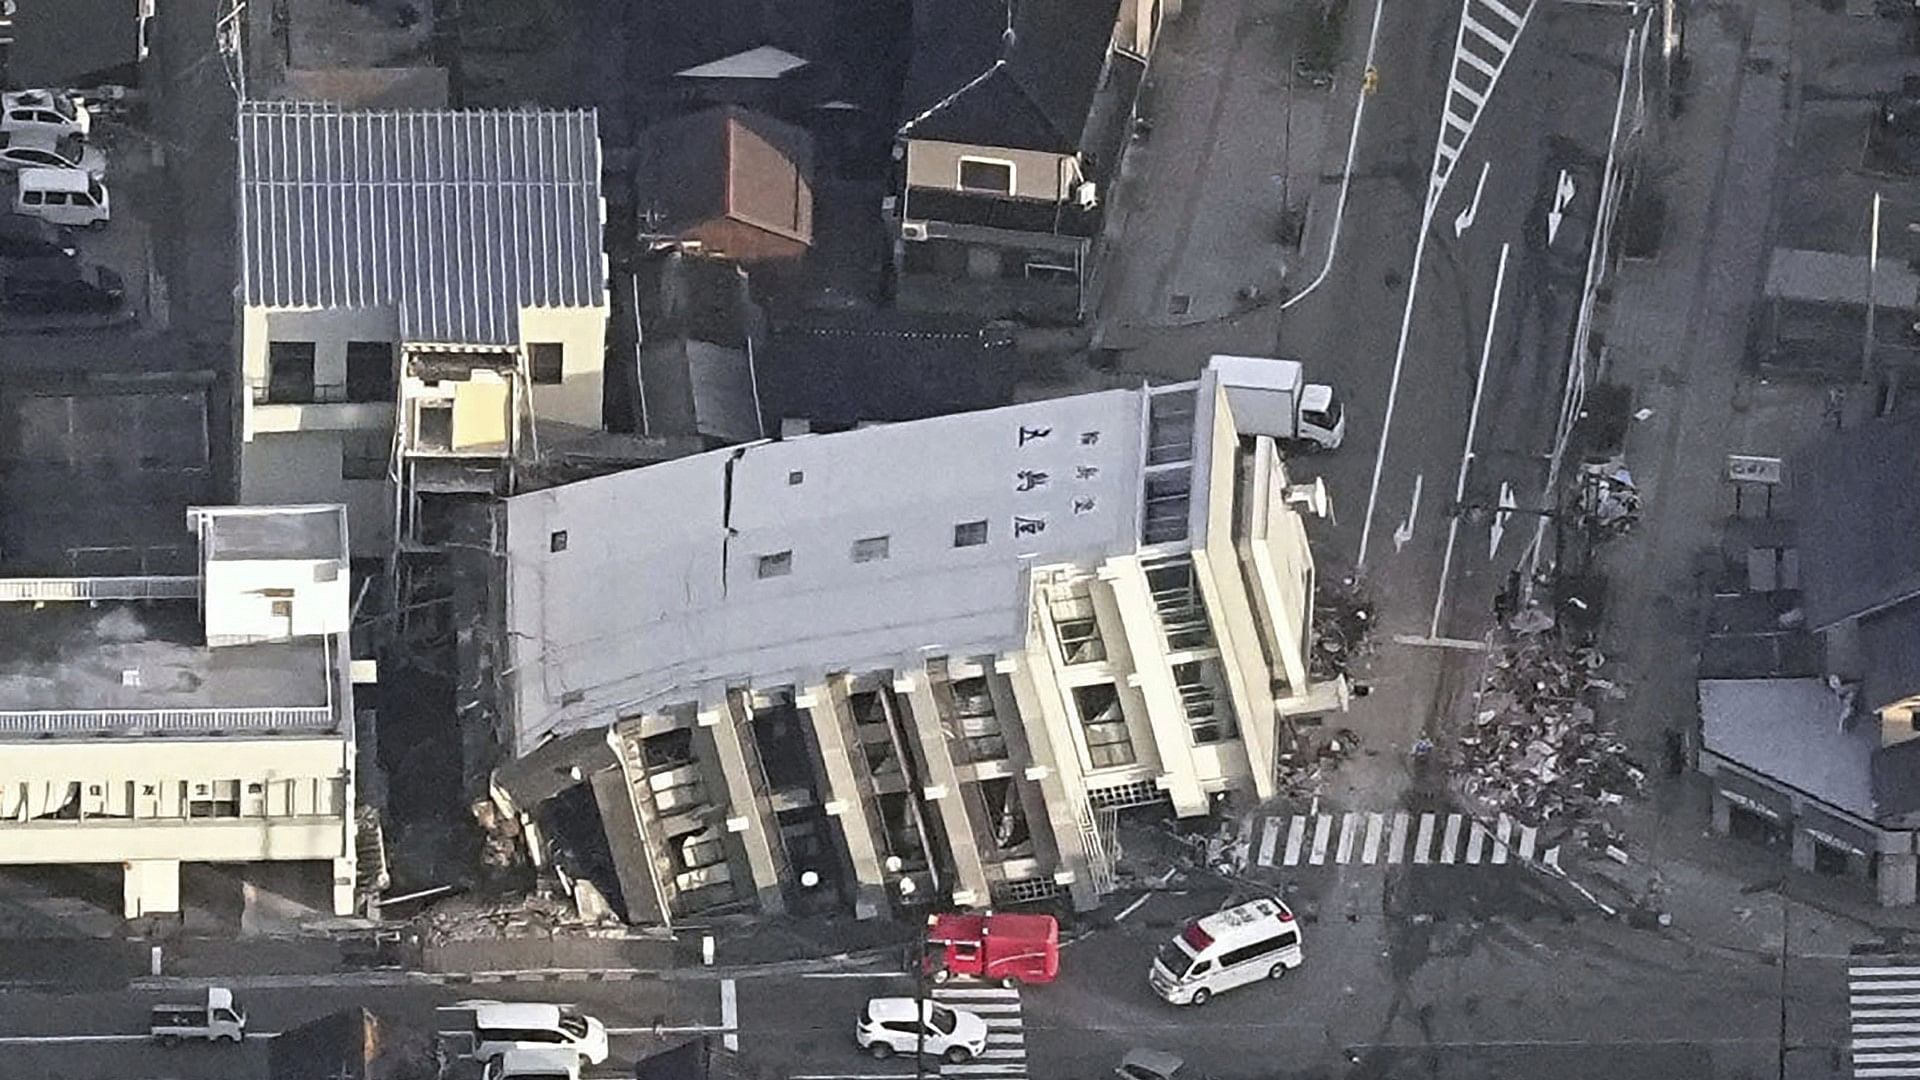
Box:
[1720,789,1783,822]
[1726,454,1783,485]
[1803,827,1866,858]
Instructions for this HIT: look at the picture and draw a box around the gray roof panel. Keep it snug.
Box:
[237,101,605,346]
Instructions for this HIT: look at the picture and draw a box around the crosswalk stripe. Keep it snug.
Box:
[1855,1009,1920,1019]
[986,1033,1024,1044]
[1362,812,1384,865]
[941,1065,1025,1075]
[1855,968,1920,977]
[1857,996,1920,1007]
[1310,815,1333,865]
[1457,47,1498,78]
[1516,824,1537,860]
[1258,816,1281,866]
[1283,815,1307,866]
[933,988,1019,999]
[1492,815,1512,864]
[1440,814,1464,863]
[1336,812,1359,864]
[1388,812,1409,864]
[1854,1036,1920,1049]
[1855,1023,1920,1033]
[962,1004,1021,1015]
[1858,1070,1920,1078]
[1465,821,1488,865]
[1858,981,1920,992]
[981,1049,1027,1060]
[1413,813,1436,864]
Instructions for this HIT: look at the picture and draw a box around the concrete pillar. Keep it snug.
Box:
[897,666,992,908]
[1880,852,1919,907]
[699,688,787,915]
[1790,828,1816,873]
[798,679,889,920]
[331,858,357,917]
[1709,790,1732,835]
[1097,563,1207,814]
[1004,656,1101,912]
[123,859,181,919]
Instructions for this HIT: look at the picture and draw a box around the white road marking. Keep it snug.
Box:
[1429,240,1512,638]
[1115,894,1152,923]
[1309,814,1333,865]
[1388,812,1410,864]
[1258,816,1282,866]
[1284,815,1308,866]
[1492,814,1513,864]
[1392,473,1425,553]
[721,977,738,1051]
[1465,821,1488,865]
[1517,824,1538,860]
[1452,160,1491,237]
[1362,812,1385,864]
[1413,812,1437,864]
[1336,812,1359,864]
[1440,815,1464,862]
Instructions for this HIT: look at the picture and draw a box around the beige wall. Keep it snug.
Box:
[240,430,390,558]
[905,140,1079,203]
[520,306,608,431]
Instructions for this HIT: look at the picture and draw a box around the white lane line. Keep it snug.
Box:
[1115,894,1151,923]
[1440,814,1464,863]
[1388,812,1410,864]
[1517,824,1538,860]
[1465,821,1488,865]
[1310,815,1333,865]
[721,977,738,1051]
[1492,815,1512,865]
[1336,812,1359,864]
[1283,815,1308,866]
[803,971,907,979]
[933,987,1020,999]
[0,1035,156,1044]
[1413,813,1437,864]
[1258,817,1282,867]
[1362,812,1385,864]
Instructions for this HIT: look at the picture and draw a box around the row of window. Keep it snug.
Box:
[261,340,566,405]
[752,520,992,579]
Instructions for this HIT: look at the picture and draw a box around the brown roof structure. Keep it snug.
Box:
[635,105,814,263]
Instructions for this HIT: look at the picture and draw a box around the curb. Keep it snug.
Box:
[121,945,907,992]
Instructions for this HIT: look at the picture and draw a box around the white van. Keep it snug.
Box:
[14,168,110,228]
[435,1001,610,1065]
[1148,897,1303,1006]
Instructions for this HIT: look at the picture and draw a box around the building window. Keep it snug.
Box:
[528,342,564,385]
[340,429,389,480]
[1050,591,1106,664]
[1145,556,1214,651]
[266,341,316,403]
[345,341,395,402]
[958,157,1015,194]
[1073,683,1135,769]
[788,470,805,486]
[550,530,569,553]
[1173,658,1237,743]
[953,520,989,547]
[949,676,1008,763]
[1142,470,1193,544]
[851,535,890,563]
[757,551,793,578]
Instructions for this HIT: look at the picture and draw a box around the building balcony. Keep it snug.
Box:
[0,815,348,863]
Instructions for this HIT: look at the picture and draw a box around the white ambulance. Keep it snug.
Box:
[1148,897,1303,1005]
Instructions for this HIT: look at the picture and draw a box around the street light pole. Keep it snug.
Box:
[902,877,926,1080]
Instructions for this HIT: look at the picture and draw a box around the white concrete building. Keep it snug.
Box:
[0,506,362,919]
[235,101,610,559]
[498,358,1342,922]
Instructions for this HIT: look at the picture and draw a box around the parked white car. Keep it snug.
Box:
[0,90,92,139]
[855,998,988,1063]
[14,169,111,229]
[0,131,104,178]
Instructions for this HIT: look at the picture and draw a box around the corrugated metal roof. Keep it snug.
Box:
[237,100,605,347]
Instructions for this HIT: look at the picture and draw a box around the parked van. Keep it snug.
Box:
[1148,897,1302,1006]
[14,168,109,228]
[434,1001,610,1065]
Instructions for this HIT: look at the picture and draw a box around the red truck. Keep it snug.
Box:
[924,912,1059,987]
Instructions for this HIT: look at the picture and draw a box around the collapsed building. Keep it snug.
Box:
[485,358,1347,923]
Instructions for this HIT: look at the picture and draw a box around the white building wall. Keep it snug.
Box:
[203,559,351,642]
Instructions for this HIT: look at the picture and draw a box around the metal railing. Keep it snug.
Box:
[0,706,336,737]
[0,577,199,603]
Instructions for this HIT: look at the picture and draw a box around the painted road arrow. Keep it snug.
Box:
[1546,168,1575,245]
[1489,480,1517,559]
[1454,161,1491,238]
[1393,474,1424,553]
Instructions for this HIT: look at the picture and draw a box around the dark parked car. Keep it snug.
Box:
[1,259,123,313]
[0,214,76,260]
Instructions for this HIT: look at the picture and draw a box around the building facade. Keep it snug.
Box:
[497,358,1342,923]
[235,101,611,560]
[0,505,363,919]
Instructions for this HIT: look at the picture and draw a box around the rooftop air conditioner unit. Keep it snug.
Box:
[1284,477,1332,519]
[1076,182,1098,210]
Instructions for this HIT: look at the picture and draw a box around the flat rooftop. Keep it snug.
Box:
[0,601,332,719]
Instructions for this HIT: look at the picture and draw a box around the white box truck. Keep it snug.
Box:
[1206,354,1345,451]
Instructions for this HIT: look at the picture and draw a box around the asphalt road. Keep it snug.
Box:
[0,907,1862,1080]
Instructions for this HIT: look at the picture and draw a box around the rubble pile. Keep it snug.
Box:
[1311,575,1376,681]
[1453,634,1644,838]
[1274,724,1361,798]
[1579,457,1641,538]
[420,892,578,943]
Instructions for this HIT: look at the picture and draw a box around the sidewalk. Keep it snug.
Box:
[1087,0,1372,372]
